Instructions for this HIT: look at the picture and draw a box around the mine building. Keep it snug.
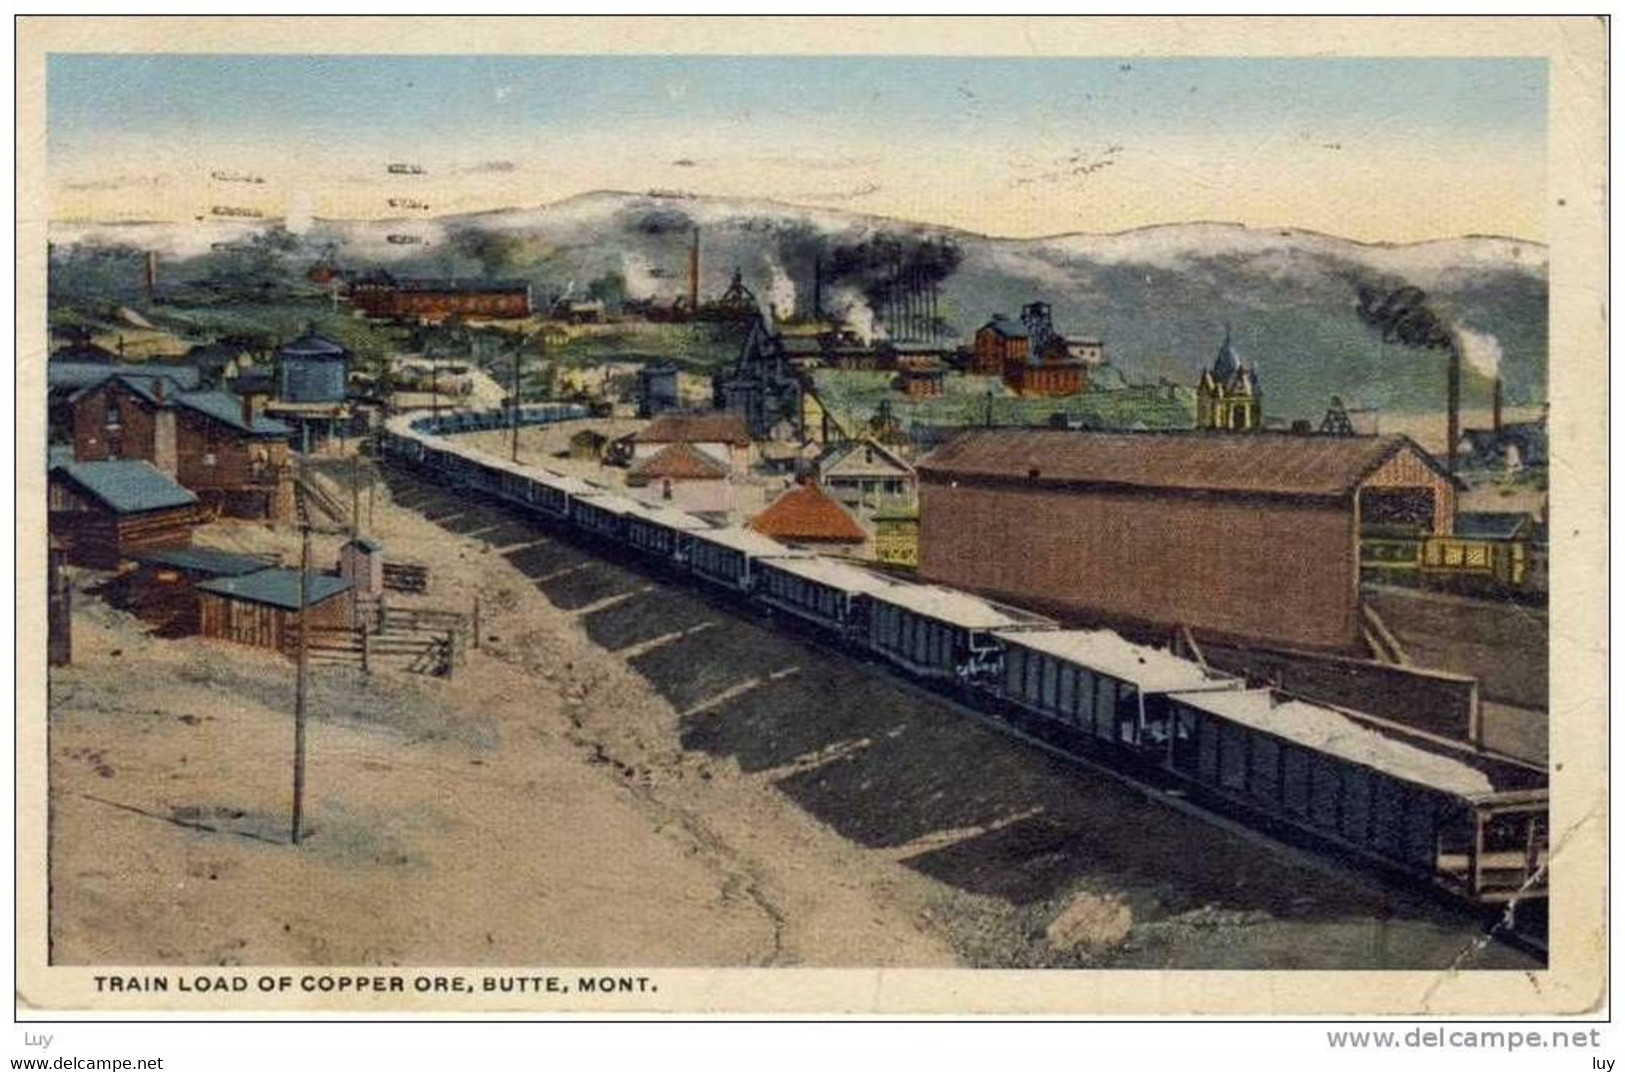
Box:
[749,481,868,550]
[1459,386,1547,473]
[972,314,1030,374]
[816,437,916,514]
[1196,327,1262,431]
[196,569,356,652]
[346,273,533,322]
[916,430,1457,653]
[632,412,754,474]
[713,317,803,438]
[48,459,203,569]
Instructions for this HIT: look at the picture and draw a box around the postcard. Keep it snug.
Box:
[14,15,1607,1017]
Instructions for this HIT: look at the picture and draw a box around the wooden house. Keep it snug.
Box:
[48,460,203,569]
[816,437,916,513]
[197,569,356,652]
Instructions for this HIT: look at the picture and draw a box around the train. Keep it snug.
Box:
[380,407,1549,914]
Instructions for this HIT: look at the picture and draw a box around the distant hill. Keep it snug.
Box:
[49,191,1547,422]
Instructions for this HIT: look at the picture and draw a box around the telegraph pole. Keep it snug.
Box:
[290,522,312,844]
[511,332,525,463]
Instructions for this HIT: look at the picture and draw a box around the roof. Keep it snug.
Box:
[175,391,293,437]
[820,437,915,479]
[277,333,348,359]
[1454,512,1534,540]
[362,277,530,294]
[51,341,119,363]
[979,316,1027,340]
[872,583,1020,630]
[345,536,382,552]
[1001,628,1233,694]
[131,547,276,576]
[1172,688,1494,797]
[50,459,197,515]
[49,363,200,393]
[1212,327,1242,383]
[918,431,1447,499]
[635,412,752,447]
[749,482,868,543]
[196,569,353,611]
[759,555,898,596]
[628,441,730,483]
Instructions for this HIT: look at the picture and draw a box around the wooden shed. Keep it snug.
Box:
[118,547,280,636]
[196,569,355,652]
[48,459,203,569]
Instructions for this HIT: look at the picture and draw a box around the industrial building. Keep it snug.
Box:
[916,430,1457,653]
[345,273,533,321]
[971,303,1089,397]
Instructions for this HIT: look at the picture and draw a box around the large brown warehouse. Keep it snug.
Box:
[916,430,1456,653]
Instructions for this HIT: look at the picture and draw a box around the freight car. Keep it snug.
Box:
[380,409,1550,911]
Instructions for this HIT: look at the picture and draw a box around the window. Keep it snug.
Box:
[105,401,122,429]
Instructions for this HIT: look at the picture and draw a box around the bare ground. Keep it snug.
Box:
[47,451,1539,971]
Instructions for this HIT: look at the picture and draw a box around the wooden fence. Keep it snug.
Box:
[281,622,458,676]
[382,561,430,593]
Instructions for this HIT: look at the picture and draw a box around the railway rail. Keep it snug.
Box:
[380,405,1550,924]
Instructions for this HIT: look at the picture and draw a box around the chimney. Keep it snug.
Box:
[688,227,700,311]
[1446,343,1461,472]
[144,251,158,301]
[242,392,255,428]
[1493,376,1504,434]
[152,377,166,403]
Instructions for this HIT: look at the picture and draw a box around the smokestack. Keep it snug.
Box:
[1493,376,1504,434]
[1447,343,1460,472]
[813,257,823,321]
[144,251,158,301]
[688,228,700,311]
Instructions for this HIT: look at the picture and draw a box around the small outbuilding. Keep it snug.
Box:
[196,569,356,651]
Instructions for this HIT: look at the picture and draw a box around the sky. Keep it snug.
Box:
[47,54,1548,242]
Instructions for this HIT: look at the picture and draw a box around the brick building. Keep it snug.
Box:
[916,430,1456,653]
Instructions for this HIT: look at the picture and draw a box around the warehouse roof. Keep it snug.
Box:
[918,430,1450,499]
[1001,628,1234,694]
[50,459,197,515]
[872,583,1020,630]
[1173,688,1494,797]
[635,412,751,446]
[49,362,200,393]
[749,482,867,543]
[196,569,353,611]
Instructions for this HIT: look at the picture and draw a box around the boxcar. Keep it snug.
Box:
[571,492,636,542]
[995,629,1240,747]
[866,583,1046,684]
[624,500,712,561]
[1163,687,1546,900]
[754,555,897,638]
[687,526,806,592]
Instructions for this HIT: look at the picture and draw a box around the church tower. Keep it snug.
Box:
[1196,326,1261,431]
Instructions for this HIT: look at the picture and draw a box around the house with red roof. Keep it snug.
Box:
[748,481,867,551]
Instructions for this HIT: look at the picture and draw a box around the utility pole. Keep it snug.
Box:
[290,522,312,844]
[511,332,525,463]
